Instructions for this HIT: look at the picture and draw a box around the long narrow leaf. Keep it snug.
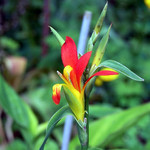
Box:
[0,75,29,127]
[39,105,73,150]
[90,25,111,75]
[89,103,150,147]
[87,2,108,52]
[0,75,38,134]
[69,103,150,149]
[99,60,144,81]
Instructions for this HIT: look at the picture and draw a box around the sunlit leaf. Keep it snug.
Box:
[69,103,150,149]
[89,103,150,147]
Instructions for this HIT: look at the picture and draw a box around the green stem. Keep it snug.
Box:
[81,93,89,150]
[81,144,88,150]
[79,68,90,150]
[85,93,89,148]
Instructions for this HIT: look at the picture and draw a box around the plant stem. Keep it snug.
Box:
[81,93,89,150]
[81,144,88,150]
[85,93,89,149]
[80,62,91,150]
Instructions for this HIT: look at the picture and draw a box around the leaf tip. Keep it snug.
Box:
[49,26,54,32]
[104,1,108,9]
[106,1,108,6]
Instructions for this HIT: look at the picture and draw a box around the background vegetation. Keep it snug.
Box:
[0,0,150,149]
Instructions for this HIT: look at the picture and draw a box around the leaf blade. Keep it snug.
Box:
[0,74,38,134]
[99,60,144,81]
[0,75,29,127]
[90,25,111,75]
[87,2,108,52]
[39,105,73,150]
[49,26,65,46]
[89,103,150,147]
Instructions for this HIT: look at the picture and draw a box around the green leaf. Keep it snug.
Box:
[87,2,108,52]
[99,60,144,81]
[0,36,19,51]
[0,75,29,127]
[49,26,65,46]
[89,103,150,147]
[34,137,59,150]
[6,139,27,150]
[88,148,103,150]
[90,25,111,75]
[24,103,38,136]
[93,2,108,35]
[89,104,121,118]
[39,105,73,150]
[0,75,38,133]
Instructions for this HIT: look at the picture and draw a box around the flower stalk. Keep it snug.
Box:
[84,93,89,149]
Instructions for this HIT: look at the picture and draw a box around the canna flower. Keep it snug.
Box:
[52,37,118,121]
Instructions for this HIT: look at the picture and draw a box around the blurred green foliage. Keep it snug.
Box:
[0,0,150,149]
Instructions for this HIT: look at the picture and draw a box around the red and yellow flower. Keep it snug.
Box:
[52,37,118,121]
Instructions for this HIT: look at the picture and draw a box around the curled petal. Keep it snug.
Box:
[83,70,119,90]
[52,84,62,105]
[61,36,78,69]
[99,68,119,82]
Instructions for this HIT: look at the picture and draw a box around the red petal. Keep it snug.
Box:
[76,51,92,91]
[70,69,80,91]
[61,37,78,69]
[52,95,60,105]
[83,70,119,90]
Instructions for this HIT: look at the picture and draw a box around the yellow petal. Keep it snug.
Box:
[144,0,150,8]
[63,65,73,82]
[99,68,119,82]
